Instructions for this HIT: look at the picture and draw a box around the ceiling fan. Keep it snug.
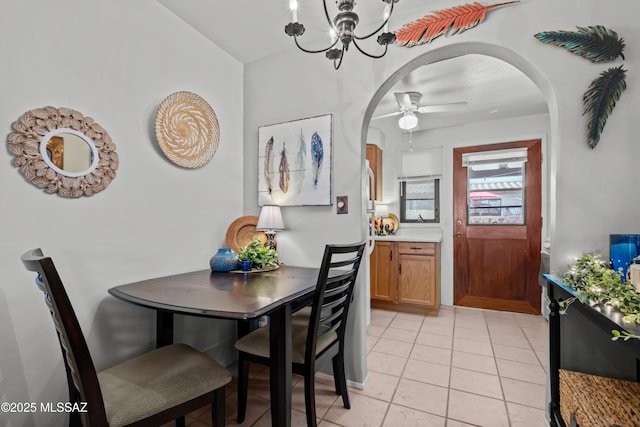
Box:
[372,92,468,130]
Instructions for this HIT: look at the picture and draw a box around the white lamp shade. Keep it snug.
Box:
[375,204,389,217]
[398,112,418,130]
[256,205,285,231]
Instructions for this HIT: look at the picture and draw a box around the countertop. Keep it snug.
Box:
[374,229,442,243]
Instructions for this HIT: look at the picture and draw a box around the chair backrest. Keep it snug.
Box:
[21,249,107,426]
[305,242,366,366]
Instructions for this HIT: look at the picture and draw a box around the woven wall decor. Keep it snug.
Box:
[225,215,267,254]
[7,106,118,198]
[154,91,220,168]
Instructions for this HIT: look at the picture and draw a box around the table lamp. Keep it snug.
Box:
[256,205,285,251]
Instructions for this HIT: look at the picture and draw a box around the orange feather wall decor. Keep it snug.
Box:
[395,1,519,47]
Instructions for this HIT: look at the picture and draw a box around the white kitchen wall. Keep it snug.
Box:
[244,0,640,387]
[0,1,244,425]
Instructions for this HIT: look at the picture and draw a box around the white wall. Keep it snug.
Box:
[0,1,244,425]
[244,0,640,386]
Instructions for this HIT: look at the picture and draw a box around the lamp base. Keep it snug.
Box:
[264,232,277,251]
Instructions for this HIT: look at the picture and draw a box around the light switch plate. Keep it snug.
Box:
[336,196,348,214]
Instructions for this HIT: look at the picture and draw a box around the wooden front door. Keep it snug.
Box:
[453,140,542,314]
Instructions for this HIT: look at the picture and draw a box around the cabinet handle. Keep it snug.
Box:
[399,264,402,274]
[389,250,393,261]
[410,246,422,250]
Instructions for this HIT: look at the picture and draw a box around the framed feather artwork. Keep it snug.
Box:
[258,114,332,206]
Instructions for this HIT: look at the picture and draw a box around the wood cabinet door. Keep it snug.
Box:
[366,144,382,201]
[397,253,437,307]
[370,241,394,302]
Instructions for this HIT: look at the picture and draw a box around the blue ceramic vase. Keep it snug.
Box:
[210,248,239,272]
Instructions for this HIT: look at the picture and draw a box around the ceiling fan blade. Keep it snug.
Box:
[417,102,468,113]
[394,92,412,107]
[372,111,402,120]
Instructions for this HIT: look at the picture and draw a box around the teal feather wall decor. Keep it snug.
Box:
[534,26,625,63]
[583,66,627,149]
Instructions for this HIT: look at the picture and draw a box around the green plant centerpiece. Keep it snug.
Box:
[238,237,281,270]
[561,253,640,328]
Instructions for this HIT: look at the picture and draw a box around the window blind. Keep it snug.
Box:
[462,147,528,167]
[399,147,442,180]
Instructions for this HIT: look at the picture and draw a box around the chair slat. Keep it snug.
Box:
[329,256,360,268]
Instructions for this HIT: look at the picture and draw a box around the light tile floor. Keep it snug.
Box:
[181,305,549,427]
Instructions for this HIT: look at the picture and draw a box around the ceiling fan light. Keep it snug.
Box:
[398,112,418,130]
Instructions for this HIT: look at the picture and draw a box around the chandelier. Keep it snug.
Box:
[285,0,399,70]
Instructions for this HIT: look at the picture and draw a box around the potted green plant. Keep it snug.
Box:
[238,237,281,270]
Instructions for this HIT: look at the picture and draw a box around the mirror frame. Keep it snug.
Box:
[7,106,118,198]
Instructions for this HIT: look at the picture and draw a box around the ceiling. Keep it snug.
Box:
[370,54,548,138]
[156,1,548,135]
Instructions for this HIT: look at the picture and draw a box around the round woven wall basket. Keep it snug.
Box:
[154,91,220,168]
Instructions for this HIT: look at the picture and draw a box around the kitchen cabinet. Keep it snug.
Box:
[370,241,440,315]
[366,144,382,201]
[370,241,394,302]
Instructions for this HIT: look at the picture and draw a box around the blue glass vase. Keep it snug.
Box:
[209,248,239,272]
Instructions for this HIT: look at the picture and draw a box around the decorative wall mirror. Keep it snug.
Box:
[7,106,118,198]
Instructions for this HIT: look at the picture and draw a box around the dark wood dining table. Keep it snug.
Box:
[108,265,319,427]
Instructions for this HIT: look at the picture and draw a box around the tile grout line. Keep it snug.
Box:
[384,311,415,427]
[443,308,459,424]
[483,310,513,427]
[370,310,400,427]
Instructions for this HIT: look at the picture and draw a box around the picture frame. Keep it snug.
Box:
[258,114,332,206]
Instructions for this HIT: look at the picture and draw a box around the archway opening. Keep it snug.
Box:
[361,42,558,314]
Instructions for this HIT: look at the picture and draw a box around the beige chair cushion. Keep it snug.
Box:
[98,343,231,427]
[235,310,337,364]
[292,306,311,325]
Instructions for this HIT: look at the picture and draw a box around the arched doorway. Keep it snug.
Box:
[361,42,558,314]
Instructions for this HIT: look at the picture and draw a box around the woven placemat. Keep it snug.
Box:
[225,216,267,254]
[560,369,640,426]
[155,91,220,168]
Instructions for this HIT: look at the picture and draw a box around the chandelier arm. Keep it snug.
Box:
[293,35,340,54]
[351,39,389,59]
[352,1,395,40]
[333,45,346,70]
[323,0,339,33]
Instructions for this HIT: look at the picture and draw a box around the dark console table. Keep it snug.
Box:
[545,274,640,426]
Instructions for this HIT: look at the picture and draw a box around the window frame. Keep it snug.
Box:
[399,178,440,224]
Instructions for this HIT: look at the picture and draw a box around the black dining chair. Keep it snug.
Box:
[234,241,366,427]
[21,248,232,427]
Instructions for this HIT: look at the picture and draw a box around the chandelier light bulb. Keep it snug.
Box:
[289,0,298,21]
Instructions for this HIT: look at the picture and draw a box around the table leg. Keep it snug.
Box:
[237,318,259,339]
[156,311,174,348]
[269,304,292,427]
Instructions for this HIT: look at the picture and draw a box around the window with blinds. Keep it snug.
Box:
[398,147,442,223]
